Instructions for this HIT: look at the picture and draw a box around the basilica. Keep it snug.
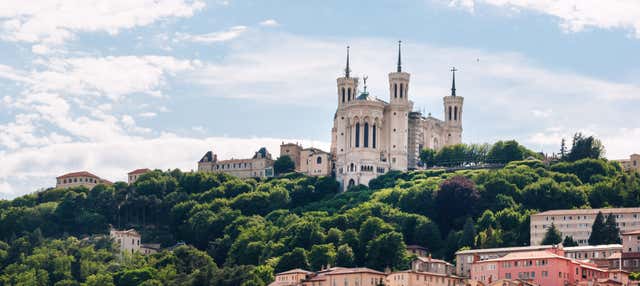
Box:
[330,42,464,190]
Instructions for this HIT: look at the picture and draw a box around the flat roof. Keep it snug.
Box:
[533,208,640,216]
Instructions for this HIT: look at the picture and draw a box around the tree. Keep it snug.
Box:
[487,140,525,164]
[309,244,336,271]
[560,138,568,160]
[589,212,607,245]
[274,156,295,175]
[436,176,480,234]
[541,223,562,245]
[419,148,436,167]
[459,217,476,248]
[604,213,622,244]
[335,244,355,267]
[563,236,578,247]
[275,248,309,273]
[365,232,408,271]
[566,133,605,162]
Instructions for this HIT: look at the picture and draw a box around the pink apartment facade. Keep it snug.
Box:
[470,247,629,286]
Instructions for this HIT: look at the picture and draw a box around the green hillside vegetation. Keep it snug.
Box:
[1,137,639,286]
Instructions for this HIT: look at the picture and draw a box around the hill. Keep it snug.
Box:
[0,158,638,285]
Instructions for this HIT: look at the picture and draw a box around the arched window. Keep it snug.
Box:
[400,84,404,98]
[394,83,398,98]
[372,124,377,148]
[317,156,322,164]
[348,88,351,101]
[348,179,355,189]
[364,122,369,148]
[449,106,452,121]
[350,163,354,172]
[355,122,360,148]
[342,88,345,103]
[454,106,458,120]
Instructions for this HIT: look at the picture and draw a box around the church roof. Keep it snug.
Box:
[356,91,374,101]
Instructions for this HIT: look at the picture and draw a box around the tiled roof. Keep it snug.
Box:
[325,267,385,275]
[622,229,640,235]
[57,171,100,179]
[533,207,640,216]
[276,268,312,275]
[128,168,151,175]
[480,250,565,262]
[456,245,552,255]
[415,256,454,266]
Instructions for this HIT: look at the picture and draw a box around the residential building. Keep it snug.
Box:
[270,267,386,286]
[411,256,455,275]
[140,243,161,255]
[531,208,640,246]
[470,247,629,286]
[197,147,275,179]
[407,245,429,257]
[456,244,622,278]
[622,230,640,253]
[110,229,141,254]
[270,268,312,286]
[330,43,464,191]
[615,154,640,173]
[128,168,150,184]
[280,143,332,177]
[56,171,111,189]
[386,270,465,286]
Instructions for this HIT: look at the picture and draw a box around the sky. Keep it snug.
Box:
[1,0,640,198]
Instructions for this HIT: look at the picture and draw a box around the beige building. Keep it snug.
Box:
[110,229,141,254]
[407,245,429,257]
[386,270,465,286]
[616,154,640,173]
[270,269,312,286]
[56,171,111,189]
[331,43,463,190]
[140,243,161,255]
[411,256,455,276]
[530,208,640,246]
[455,244,622,278]
[280,143,332,177]
[198,147,275,179]
[128,168,150,184]
[622,230,640,253]
[270,267,386,286]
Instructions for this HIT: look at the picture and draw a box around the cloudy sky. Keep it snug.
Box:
[1,0,640,198]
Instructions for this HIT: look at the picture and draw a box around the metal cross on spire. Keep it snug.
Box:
[450,67,457,96]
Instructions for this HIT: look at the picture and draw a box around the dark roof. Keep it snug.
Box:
[356,91,374,101]
[128,168,151,175]
[199,151,214,162]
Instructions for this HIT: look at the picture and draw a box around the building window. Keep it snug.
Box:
[317,156,322,164]
[400,84,404,98]
[364,122,369,148]
[454,106,458,120]
[449,106,452,120]
[372,124,377,148]
[355,122,360,148]
[342,88,345,102]
[348,88,351,101]
[394,83,397,98]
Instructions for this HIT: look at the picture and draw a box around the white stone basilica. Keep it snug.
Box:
[330,42,464,190]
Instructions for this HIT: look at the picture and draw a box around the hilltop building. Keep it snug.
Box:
[110,229,141,254]
[280,142,332,177]
[330,42,464,190]
[197,147,275,179]
[270,267,386,286]
[616,154,640,173]
[530,207,640,246]
[128,168,150,184]
[56,171,111,189]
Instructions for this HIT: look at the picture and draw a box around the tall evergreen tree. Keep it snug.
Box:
[588,212,607,245]
[562,236,578,247]
[560,138,567,160]
[459,217,476,248]
[604,213,622,244]
[541,223,562,245]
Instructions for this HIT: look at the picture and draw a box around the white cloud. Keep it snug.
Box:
[449,0,640,37]
[260,19,279,27]
[0,135,329,198]
[139,112,157,118]
[531,108,552,118]
[0,0,205,47]
[176,25,248,43]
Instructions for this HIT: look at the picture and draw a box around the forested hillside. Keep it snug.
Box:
[0,155,638,285]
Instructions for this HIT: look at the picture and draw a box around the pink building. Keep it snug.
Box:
[470,247,629,286]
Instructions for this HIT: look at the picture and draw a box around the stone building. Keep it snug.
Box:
[330,42,464,190]
[128,168,150,184]
[270,267,387,286]
[386,270,465,286]
[56,171,111,189]
[616,154,640,173]
[530,207,640,246]
[197,147,275,179]
[110,229,141,254]
[280,142,332,177]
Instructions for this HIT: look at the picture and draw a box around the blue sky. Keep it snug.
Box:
[1,0,640,198]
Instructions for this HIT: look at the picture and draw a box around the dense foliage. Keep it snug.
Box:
[1,155,639,285]
[419,140,540,167]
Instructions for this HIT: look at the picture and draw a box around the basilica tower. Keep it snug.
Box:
[386,41,412,171]
[443,67,463,145]
[336,46,358,107]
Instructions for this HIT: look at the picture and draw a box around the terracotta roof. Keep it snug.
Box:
[57,171,100,179]
[456,245,553,255]
[480,250,566,262]
[128,168,151,175]
[415,256,454,266]
[533,208,640,216]
[324,267,385,275]
[276,268,312,275]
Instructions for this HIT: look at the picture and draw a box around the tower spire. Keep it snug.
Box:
[345,46,351,78]
[397,40,402,72]
[450,67,457,96]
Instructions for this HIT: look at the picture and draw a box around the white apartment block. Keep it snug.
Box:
[530,208,640,246]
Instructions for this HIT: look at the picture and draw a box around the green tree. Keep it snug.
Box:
[459,217,476,248]
[274,248,309,273]
[274,156,296,175]
[541,223,562,245]
[335,244,355,267]
[589,212,607,245]
[365,232,407,271]
[567,133,605,162]
[604,213,622,244]
[563,236,579,247]
[436,176,480,235]
[308,244,336,271]
[419,148,436,167]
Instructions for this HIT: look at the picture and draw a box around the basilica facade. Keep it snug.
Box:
[330,42,464,190]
